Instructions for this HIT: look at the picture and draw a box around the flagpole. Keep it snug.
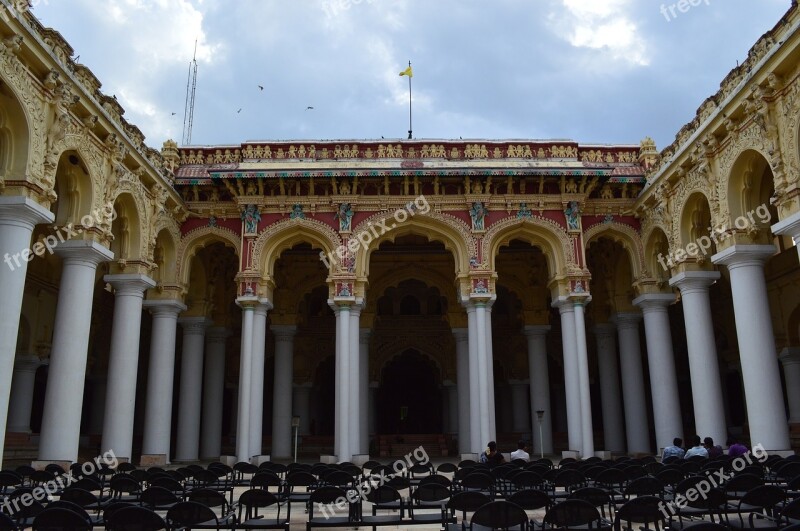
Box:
[407,60,412,139]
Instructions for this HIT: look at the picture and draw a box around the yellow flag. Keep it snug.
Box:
[399,66,413,78]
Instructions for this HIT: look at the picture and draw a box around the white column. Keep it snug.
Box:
[271,325,296,458]
[250,302,270,458]
[331,302,352,461]
[201,327,229,459]
[781,349,800,423]
[7,354,41,433]
[510,381,530,433]
[713,245,790,450]
[447,382,459,434]
[773,212,800,262]
[633,293,683,452]
[359,329,370,454]
[0,196,53,468]
[525,325,553,455]
[236,295,258,463]
[453,328,471,453]
[100,274,155,460]
[141,300,185,459]
[593,323,625,453]
[554,300,582,454]
[573,299,594,458]
[613,313,650,454]
[293,383,312,435]
[472,298,495,448]
[39,241,113,462]
[485,304,497,440]
[466,305,481,453]
[348,305,362,457]
[175,317,210,461]
[670,271,727,448]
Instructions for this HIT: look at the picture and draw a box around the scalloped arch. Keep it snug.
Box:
[353,211,474,278]
[252,218,342,278]
[366,263,459,307]
[176,226,241,286]
[0,58,40,180]
[373,342,446,383]
[583,221,645,280]
[482,215,572,277]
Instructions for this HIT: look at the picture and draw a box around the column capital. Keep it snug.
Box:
[551,297,574,314]
[13,353,42,373]
[236,294,260,310]
[611,312,642,329]
[452,327,469,341]
[632,292,676,310]
[711,244,776,269]
[773,211,800,237]
[461,293,496,310]
[591,323,616,336]
[53,239,114,265]
[524,325,551,337]
[206,326,230,344]
[143,299,187,316]
[780,348,800,367]
[104,273,156,296]
[272,324,297,341]
[178,316,212,333]
[328,296,358,311]
[0,195,54,228]
[254,299,273,316]
[669,270,721,293]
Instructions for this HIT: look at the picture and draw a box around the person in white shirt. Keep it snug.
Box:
[510,440,530,462]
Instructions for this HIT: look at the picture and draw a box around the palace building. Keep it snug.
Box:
[2,3,800,468]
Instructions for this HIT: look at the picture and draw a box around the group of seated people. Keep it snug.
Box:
[662,435,750,460]
[480,440,533,466]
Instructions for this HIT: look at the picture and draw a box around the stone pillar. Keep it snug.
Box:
[466,305,482,453]
[573,299,594,458]
[174,317,210,462]
[613,313,650,454]
[348,306,361,457]
[670,271,727,448]
[39,241,113,462]
[485,305,497,440]
[633,293,683,451]
[593,323,625,453]
[7,354,42,433]
[236,295,258,463]
[713,245,790,450]
[100,274,156,460]
[293,383,312,435]
[200,327,229,460]
[781,349,800,423]
[0,196,53,468]
[471,298,496,449]
[141,300,185,460]
[555,300,582,453]
[271,325,296,458]
[453,328,471,453]
[331,301,352,461]
[249,302,270,458]
[359,329,370,454]
[525,325,553,455]
[510,380,530,434]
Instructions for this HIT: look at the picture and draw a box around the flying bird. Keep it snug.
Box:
[306,106,314,110]
[237,108,242,113]
[171,112,176,116]
[258,85,264,91]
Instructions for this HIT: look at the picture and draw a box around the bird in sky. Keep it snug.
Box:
[171,112,176,116]
[237,108,242,113]
[306,106,314,110]
[258,85,264,91]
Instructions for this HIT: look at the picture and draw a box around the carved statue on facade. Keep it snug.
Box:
[470,202,486,231]
[241,204,261,235]
[335,203,353,232]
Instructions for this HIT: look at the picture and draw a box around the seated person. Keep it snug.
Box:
[727,436,749,458]
[662,437,685,461]
[704,437,723,458]
[684,435,709,458]
[480,441,505,466]
[510,440,530,462]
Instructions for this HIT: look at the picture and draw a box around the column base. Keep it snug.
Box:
[350,454,370,467]
[562,450,581,460]
[320,455,338,464]
[460,453,479,462]
[31,459,72,471]
[139,454,168,467]
[251,455,271,466]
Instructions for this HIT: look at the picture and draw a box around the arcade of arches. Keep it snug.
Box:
[3,3,800,467]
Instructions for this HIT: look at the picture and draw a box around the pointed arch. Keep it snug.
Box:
[482,215,572,277]
[176,226,241,287]
[583,221,645,280]
[252,218,341,278]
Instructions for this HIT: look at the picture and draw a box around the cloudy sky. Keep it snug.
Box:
[31,0,790,152]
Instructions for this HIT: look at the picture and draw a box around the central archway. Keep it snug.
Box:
[377,349,442,434]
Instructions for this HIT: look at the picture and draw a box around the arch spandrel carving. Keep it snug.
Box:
[251,218,342,278]
[481,215,573,278]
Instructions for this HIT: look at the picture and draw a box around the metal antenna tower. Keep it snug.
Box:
[182,40,198,145]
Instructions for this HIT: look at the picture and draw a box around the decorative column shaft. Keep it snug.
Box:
[200,327,229,459]
[359,329,371,454]
[613,312,650,453]
[0,197,53,468]
[7,355,42,433]
[593,323,625,453]
[141,300,186,459]
[175,317,210,461]
[249,302,270,458]
[453,328,471,454]
[39,241,113,462]
[633,293,683,451]
[573,299,594,458]
[555,300,582,453]
[466,306,481,453]
[271,325,296,458]
[235,296,258,463]
[485,305,497,440]
[331,301,353,461]
[348,305,362,456]
[713,245,790,450]
[101,274,156,460]
[670,271,727,448]
[525,325,553,455]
